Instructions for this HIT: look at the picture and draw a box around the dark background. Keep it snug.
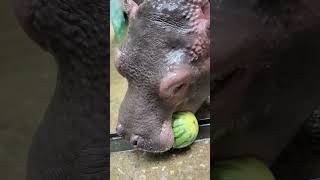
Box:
[0,0,56,179]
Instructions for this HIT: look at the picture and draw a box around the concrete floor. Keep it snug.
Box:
[110,27,210,180]
[110,139,210,180]
[0,1,57,179]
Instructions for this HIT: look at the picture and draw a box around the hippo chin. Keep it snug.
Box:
[115,0,210,153]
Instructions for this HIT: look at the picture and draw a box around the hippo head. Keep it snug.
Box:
[115,0,210,152]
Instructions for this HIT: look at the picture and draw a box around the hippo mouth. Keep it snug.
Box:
[133,118,174,153]
[131,109,199,153]
[132,117,174,153]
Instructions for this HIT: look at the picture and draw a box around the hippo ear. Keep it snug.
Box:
[200,1,210,34]
[192,0,210,35]
[159,67,192,105]
[203,0,210,32]
[123,0,139,22]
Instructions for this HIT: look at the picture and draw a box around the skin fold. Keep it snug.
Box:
[13,0,108,179]
[213,0,320,179]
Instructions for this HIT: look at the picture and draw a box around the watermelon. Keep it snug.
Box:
[172,112,199,148]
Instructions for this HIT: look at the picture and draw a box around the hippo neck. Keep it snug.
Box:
[26,55,108,178]
[44,56,107,138]
[55,57,106,102]
[28,0,108,129]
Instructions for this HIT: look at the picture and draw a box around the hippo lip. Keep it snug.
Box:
[134,116,175,153]
[136,146,172,153]
[134,140,173,153]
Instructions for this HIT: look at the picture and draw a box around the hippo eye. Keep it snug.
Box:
[161,81,189,105]
[159,67,192,104]
[173,83,186,94]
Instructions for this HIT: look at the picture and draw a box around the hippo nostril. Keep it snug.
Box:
[116,124,125,136]
[130,135,139,146]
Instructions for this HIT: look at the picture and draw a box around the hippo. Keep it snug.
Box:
[14,0,108,179]
[115,0,210,152]
[116,0,320,179]
[213,0,320,179]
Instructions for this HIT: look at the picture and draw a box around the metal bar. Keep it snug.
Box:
[110,118,210,152]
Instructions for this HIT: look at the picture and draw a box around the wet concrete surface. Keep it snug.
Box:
[110,139,210,180]
[0,0,56,179]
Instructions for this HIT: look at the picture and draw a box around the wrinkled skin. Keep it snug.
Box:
[213,0,320,179]
[14,0,108,179]
[115,0,210,152]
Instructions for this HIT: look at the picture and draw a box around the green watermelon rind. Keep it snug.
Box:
[172,112,199,148]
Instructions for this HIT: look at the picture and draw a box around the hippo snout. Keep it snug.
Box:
[116,119,174,152]
[116,124,141,146]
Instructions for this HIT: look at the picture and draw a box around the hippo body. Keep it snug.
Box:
[213,0,320,178]
[14,0,108,179]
